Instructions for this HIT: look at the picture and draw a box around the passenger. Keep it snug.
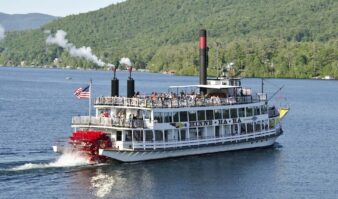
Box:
[180,90,185,97]
[103,112,109,117]
[128,114,133,127]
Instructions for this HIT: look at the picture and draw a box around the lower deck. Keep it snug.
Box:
[121,128,282,151]
[99,133,280,162]
[74,121,282,152]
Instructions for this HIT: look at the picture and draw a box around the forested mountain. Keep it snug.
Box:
[0,0,337,78]
[0,12,57,31]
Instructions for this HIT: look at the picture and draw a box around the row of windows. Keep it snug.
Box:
[118,119,273,142]
[154,105,268,123]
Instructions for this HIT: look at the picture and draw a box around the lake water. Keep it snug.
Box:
[0,67,337,199]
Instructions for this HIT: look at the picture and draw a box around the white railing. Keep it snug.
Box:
[130,129,280,150]
[72,116,145,128]
[95,95,257,108]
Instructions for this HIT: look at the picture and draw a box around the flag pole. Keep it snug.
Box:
[89,79,92,117]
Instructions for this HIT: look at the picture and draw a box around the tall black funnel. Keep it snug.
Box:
[127,78,135,98]
[199,29,208,94]
[111,78,119,97]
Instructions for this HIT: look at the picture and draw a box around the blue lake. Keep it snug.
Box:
[0,67,337,198]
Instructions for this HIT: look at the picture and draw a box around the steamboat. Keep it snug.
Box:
[53,30,289,162]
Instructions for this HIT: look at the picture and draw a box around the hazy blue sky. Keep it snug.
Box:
[0,0,125,16]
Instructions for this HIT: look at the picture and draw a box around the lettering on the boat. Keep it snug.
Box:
[189,118,242,127]
[190,120,213,127]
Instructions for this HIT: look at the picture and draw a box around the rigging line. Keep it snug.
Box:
[268,85,285,101]
[263,78,280,89]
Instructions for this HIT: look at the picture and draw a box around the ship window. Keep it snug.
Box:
[269,119,275,129]
[188,111,197,121]
[206,110,214,120]
[263,120,269,130]
[154,112,163,123]
[230,108,238,118]
[116,131,122,141]
[214,110,222,119]
[180,129,186,140]
[254,106,260,115]
[155,130,163,141]
[246,107,253,117]
[261,105,268,114]
[145,130,153,141]
[238,108,245,117]
[180,111,188,122]
[233,124,238,135]
[164,130,170,141]
[173,112,179,122]
[215,126,220,137]
[133,130,143,141]
[223,109,230,119]
[125,130,132,141]
[164,112,172,123]
[247,123,253,133]
[197,127,204,138]
[255,121,262,132]
[143,110,151,120]
[197,110,205,121]
[189,128,197,139]
[240,123,246,134]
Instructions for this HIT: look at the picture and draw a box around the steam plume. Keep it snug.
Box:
[46,30,107,66]
[119,57,132,67]
[0,24,5,41]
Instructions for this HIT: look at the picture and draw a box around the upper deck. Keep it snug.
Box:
[96,78,267,109]
[94,93,267,109]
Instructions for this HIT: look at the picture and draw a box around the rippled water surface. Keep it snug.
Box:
[0,67,337,199]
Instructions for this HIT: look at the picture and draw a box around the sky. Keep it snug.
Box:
[0,0,125,17]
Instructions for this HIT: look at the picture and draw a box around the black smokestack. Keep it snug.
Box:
[111,68,119,96]
[111,79,119,96]
[127,78,135,98]
[126,66,135,98]
[199,29,208,94]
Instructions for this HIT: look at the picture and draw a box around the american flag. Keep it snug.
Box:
[74,85,90,99]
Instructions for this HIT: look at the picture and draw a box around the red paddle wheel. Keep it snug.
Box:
[69,131,112,163]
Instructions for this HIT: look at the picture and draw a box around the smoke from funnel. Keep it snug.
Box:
[46,30,109,67]
[0,24,5,41]
[119,57,132,67]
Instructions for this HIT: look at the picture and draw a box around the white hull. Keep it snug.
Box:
[99,136,277,162]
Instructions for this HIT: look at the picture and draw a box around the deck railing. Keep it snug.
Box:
[95,95,261,108]
[72,116,144,128]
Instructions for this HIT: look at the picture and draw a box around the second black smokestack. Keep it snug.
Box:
[127,67,135,98]
[111,68,119,96]
[199,29,208,94]
[127,78,135,98]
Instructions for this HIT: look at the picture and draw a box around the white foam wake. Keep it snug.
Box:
[9,152,88,171]
[91,172,115,198]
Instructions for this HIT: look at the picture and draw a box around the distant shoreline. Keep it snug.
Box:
[0,65,336,81]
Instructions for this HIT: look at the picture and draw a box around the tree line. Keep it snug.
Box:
[0,0,337,78]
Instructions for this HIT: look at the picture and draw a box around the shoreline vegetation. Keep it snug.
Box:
[0,0,337,79]
[1,65,336,81]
